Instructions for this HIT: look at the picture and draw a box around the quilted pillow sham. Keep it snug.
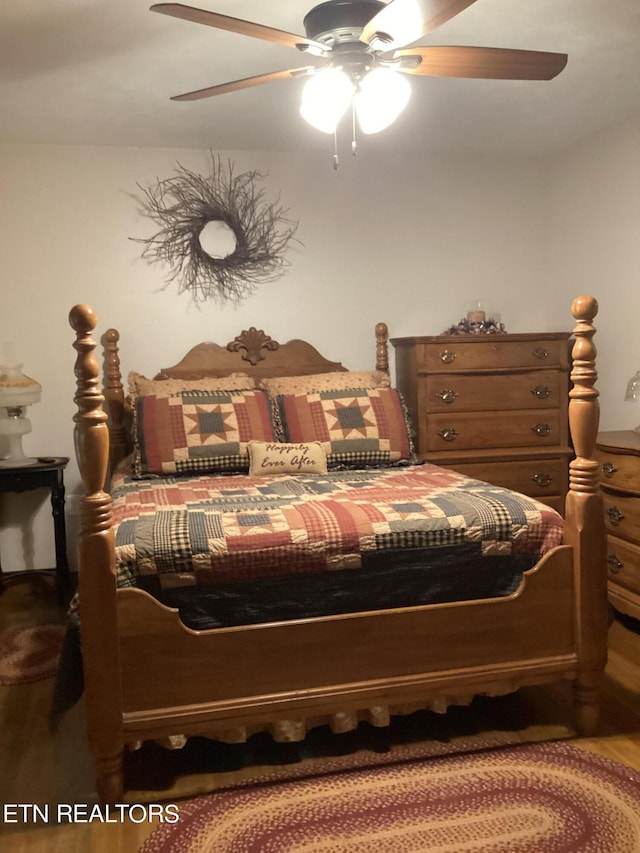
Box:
[128,371,255,397]
[133,388,275,477]
[274,387,413,469]
[259,370,390,398]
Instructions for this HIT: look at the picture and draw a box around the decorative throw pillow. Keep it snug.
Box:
[259,370,390,398]
[275,387,413,469]
[133,389,275,477]
[128,371,255,397]
[248,440,328,476]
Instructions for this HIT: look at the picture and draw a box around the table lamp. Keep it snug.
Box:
[625,370,640,433]
[0,346,42,467]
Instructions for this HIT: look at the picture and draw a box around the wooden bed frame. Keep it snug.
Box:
[69,295,607,805]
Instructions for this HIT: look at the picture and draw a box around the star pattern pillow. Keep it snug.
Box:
[275,387,413,469]
[133,389,275,477]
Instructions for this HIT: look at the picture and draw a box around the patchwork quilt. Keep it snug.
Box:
[111,463,563,593]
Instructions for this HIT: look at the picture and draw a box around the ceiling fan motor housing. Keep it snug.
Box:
[303,0,385,46]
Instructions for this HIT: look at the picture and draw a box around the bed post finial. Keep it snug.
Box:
[69,304,124,805]
[376,323,389,374]
[565,294,607,738]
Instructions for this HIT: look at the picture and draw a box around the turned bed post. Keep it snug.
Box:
[69,305,124,805]
[103,327,128,471]
[376,322,389,375]
[564,295,607,736]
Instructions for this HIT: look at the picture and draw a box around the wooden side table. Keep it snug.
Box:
[0,456,71,604]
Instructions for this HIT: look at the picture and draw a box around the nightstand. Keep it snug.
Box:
[595,431,640,621]
[0,456,71,604]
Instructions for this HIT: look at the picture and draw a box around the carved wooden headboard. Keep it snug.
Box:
[159,327,345,380]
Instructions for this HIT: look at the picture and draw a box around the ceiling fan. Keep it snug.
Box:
[151,0,567,154]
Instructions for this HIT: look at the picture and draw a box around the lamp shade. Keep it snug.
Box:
[0,358,42,467]
[625,369,640,433]
[354,68,411,134]
[0,370,41,408]
[300,68,353,134]
[625,370,640,402]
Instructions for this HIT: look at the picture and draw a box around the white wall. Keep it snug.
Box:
[547,115,640,431]
[0,140,599,571]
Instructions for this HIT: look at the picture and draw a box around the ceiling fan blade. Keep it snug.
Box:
[170,67,317,101]
[151,3,326,54]
[361,0,479,50]
[393,46,568,80]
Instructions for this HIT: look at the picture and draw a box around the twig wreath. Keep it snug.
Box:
[133,153,299,304]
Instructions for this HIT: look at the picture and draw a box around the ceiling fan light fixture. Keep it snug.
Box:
[300,67,353,133]
[354,67,411,134]
[366,0,424,50]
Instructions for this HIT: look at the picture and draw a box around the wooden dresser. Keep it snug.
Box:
[390,332,572,512]
[595,430,640,621]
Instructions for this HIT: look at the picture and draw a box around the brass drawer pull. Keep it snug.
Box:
[531,473,552,487]
[607,553,623,574]
[438,427,459,442]
[436,389,458,404]
[531,423,551,437]
[439,350,456,364]
[531,385,551,399]
[607,506,625,525]
[532,347,549,360]
[602,461,618,477]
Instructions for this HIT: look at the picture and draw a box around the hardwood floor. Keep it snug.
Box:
[1,575,639,851]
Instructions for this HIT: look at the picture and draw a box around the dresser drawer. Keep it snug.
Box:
[422,370,562,413]
[606,535,640,595]
[602,492,640,541]
[444,457,567,499]
[595,448,640,493]
[423,410,562,452]
[418,339,568,373]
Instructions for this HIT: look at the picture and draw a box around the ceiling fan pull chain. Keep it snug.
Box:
[352,100,358,157]
[333,130,340,170]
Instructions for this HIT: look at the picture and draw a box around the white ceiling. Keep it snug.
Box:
[2,0,640,157]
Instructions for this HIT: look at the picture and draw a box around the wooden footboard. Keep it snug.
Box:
[116,546,576,740]
[69,296,606,805]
